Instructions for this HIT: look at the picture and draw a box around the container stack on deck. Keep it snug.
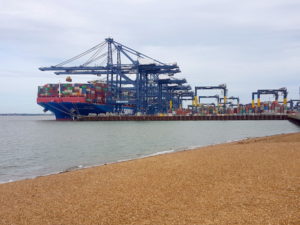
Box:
[38,83,107,104]
[38,84,59,97]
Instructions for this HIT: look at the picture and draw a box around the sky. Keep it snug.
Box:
[0,0,299,113]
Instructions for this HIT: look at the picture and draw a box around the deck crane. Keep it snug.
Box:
[39,37,186,114]
[194,84,227,108]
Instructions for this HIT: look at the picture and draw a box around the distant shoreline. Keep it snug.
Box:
[0,113,53,116]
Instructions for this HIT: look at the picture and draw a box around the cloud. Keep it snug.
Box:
[0,0,299,112]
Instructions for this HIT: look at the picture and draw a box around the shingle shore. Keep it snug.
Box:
[1,132,299,225]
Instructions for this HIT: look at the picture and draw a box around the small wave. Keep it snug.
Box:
[61,165,84,173]
[226,139,243,143]
[145,150,175,157]
[117,159,130,163]
[225,137,254,143]
[116,150,176,163]
[184,145,203,150]
[0,179,14,184]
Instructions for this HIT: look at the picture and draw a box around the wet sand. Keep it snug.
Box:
[1,132,299,225]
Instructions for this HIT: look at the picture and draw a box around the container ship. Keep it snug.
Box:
[37,82,135,120]
[37,38,189,120]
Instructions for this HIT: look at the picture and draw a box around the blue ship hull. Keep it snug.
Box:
[38,102,123,120]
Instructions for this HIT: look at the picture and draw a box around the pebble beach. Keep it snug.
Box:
[1,132,299,225]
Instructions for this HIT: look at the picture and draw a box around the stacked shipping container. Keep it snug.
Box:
[38,83,108,104]
[188,102,287,116]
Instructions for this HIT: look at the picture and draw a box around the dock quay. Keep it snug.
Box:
[77,114,288,121]
[288,113,300,125]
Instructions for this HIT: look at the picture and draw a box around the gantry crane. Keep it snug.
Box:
[288,99,300,111]
[198,95,220,106]
[178,91,194,108]
[251,88,288,109]
[220,96,239,106]
[255,88,288,107]
[39,37,190,114]
[194,84,227,108]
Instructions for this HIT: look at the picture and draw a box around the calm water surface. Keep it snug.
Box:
[0,115,299,183]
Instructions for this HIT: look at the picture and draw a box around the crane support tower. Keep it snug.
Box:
[251,92,258,108]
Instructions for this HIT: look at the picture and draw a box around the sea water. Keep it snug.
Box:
[0,115,299,183]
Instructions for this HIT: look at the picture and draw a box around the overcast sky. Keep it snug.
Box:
[0,0,299,113]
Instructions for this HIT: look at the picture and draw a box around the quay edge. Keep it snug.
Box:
[76,114,289,121]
